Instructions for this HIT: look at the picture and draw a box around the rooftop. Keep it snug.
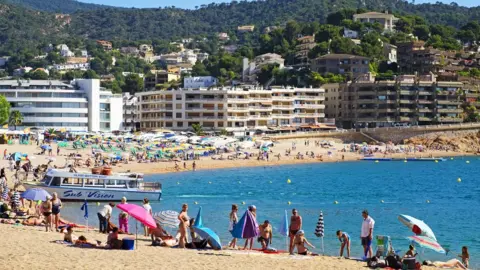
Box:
[315,54,369,60]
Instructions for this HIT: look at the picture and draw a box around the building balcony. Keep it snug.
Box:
[293,104,325,109]
[249,98,272,103]
[377,108,396,113]
[418,108,433,113]
[249,106,273,111]
[248,115,272,119]
[14,107,88,114]
[227,99,250,103]
[436,100,462,105]
[295,88,325,93]
[185,107,217,112]
[417,100,434,104]
[400,100,415,104]
[377,100,397,104]
[438,117,463,123]
[400,90,417,95]
[272,105,294,110]
[294,113,324,117]
[399,108,415,113]
[377,117,395,121]
[294,95,323,100]
[22,117,88,123]
[377,90,397,95]
[185,98,226,103]
[418,117,433,122]
[418,91,434,95]
[357,108,377,113]
[437,108,463,113]
[227,107,249,112]
[227,116,249,121]
[399,116,411,121]
[272,96,295,101]
[356,91,376,95]
[272,114,295,118]
[356,99,377,104]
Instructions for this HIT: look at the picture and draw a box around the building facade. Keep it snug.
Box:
[353,12,399,32]
[322,83,343,123]
[144,71,181,90]
[122,93,139,131]
[0,79,122,132]
[341,73,464,128]
[311,54,370,78]
[137,86,325,132]
[184,76,218,89]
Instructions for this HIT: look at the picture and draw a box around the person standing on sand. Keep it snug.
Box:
[178,203,190,248]
[289,208,302,254]
[97,202,115,234]
[118,197,129,234]
[51,192,62,232]
[361,210,375,259]
[258,220,273,250]
[41,196,53,232]
[192,161,196,171]
[143,198,152,236]
[228,204,238,248]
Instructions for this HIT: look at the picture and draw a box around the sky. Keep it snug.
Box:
[76,0,478,9]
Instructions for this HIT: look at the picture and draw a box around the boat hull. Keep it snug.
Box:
[23,183,161,202]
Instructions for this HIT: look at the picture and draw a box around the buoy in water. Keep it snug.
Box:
[177,182,180,185]
[375,160,379,163]
[381,200,384,203]
[208,181,212,184]
[450,157,454,160]
[334,201,339,204]
[194,201,198,205]
[435,160,438,163]
[404,160,407,163]
[288,201,291,205]
[269,181,272,184]
[241,201,246,205]
[238,181,241,184]
[466,160,470,164]
[426,200,430,203]
[96,202,100,206]
[287,179,292,184]
[457,178,462,182]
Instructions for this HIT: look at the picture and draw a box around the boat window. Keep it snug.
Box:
[61,178,83,186]
[128,181,137,188]
[117,180,127,188]
[51,177,62,186]
[85,179,105,187]
[43,175,53,184]
[105,179,126,188]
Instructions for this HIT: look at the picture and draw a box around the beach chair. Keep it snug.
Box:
[375,235,395,258]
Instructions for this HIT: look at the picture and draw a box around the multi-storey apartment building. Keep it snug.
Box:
[311,54,370,79]
[122,93,139,131]
[0,79,122,132]
[137,86,325,132]
[341,73,464,128]
[353,12,399,32]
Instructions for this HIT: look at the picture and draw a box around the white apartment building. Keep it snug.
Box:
[50,63,90,71]
[137,86,325,132]
[184,76,218,89]
[0,79,122,132]
[122,93,139,131]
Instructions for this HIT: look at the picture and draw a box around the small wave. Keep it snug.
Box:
[176,195,228,198]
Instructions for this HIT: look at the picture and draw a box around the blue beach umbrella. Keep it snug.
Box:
[21,188,51,201]
[278,210,289,251]
[80,199,88,219]
[192,207,222,250]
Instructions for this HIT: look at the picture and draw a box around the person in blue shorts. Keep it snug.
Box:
[336,230,351,257]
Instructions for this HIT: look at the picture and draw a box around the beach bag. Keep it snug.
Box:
[386,255,402,269]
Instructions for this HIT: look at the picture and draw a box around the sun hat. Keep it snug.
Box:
[296,230,305,235]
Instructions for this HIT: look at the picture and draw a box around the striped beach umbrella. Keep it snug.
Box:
[153,210,180,228]
[314,211,325,253]
[314,211,324,237]
[407,235,445,254]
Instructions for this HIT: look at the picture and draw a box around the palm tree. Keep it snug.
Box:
[191,123,204,136]
[9,110,23,130]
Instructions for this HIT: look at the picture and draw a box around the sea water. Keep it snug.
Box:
[62,158,480,267]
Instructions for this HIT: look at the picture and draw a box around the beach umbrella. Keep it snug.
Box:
[278,210,289,250]
[153,210,180,228]
[117,204,157,249]
[406,235,445,254]
[398,214,437,241]
[192,207,222,250]
[314,211,325,254]
[80,199,89,231]
[21,188,51,201]
[41,145,52,150]
[231,210,260,239]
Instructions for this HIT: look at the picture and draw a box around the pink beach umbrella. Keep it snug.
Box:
[117,203,156,229]
[117,203,156,249]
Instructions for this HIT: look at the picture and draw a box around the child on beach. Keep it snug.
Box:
[459,246,469,268]
[118,197,129,234]
[228,204,238,248]
[336,230,350,258]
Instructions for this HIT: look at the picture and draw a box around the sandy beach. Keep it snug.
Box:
[0,223,443,270]
[0,138,472,180]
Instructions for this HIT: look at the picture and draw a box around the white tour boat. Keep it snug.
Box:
[23,169,162,201]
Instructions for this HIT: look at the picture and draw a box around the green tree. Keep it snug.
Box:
[413,25,430,41]
[308,42,329,59]
[28,70,49,80]
[330,37,357,54]
[219,128,228,136]
[191,123,204,135]
[122,74,144,94]
[83,70,99,79]
[9,110,23,130]
[0,96,11,125]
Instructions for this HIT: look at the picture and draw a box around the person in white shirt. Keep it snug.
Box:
[98,202,115,234]
[361,209,375,259]
[143,198,153,236]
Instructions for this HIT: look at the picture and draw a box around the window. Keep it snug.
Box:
[51,177,62,186]
[176,113,182,119]
[176,104,182,109]
[176,94,182,101]
[177,122,183,127]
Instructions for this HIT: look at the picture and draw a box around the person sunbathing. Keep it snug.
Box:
[74,236,97,248]
[151,222,175,246]
[22,216,45,226]
[64,226,77,243]
[294,230,316,255]
[106,227,123,249]
[423,259,467,269]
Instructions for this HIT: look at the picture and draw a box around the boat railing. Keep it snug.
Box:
[141,182,162,191]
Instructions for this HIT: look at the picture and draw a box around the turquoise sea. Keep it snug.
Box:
[62,158,480,267]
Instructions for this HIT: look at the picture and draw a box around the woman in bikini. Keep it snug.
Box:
[228,204,238,248]
[51,192,63,232]
[178,203,190,248]
[294,230,315,255]
[41,195,53,232]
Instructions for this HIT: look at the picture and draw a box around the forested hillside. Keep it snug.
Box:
[4,0,108,13]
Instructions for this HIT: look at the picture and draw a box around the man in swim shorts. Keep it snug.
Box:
[361,210,375,259]
[289,209,302,254]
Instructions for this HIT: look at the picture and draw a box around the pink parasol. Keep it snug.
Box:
[117,203,157,229]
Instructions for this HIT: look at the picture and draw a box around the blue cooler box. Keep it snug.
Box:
[122,238,135,250]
